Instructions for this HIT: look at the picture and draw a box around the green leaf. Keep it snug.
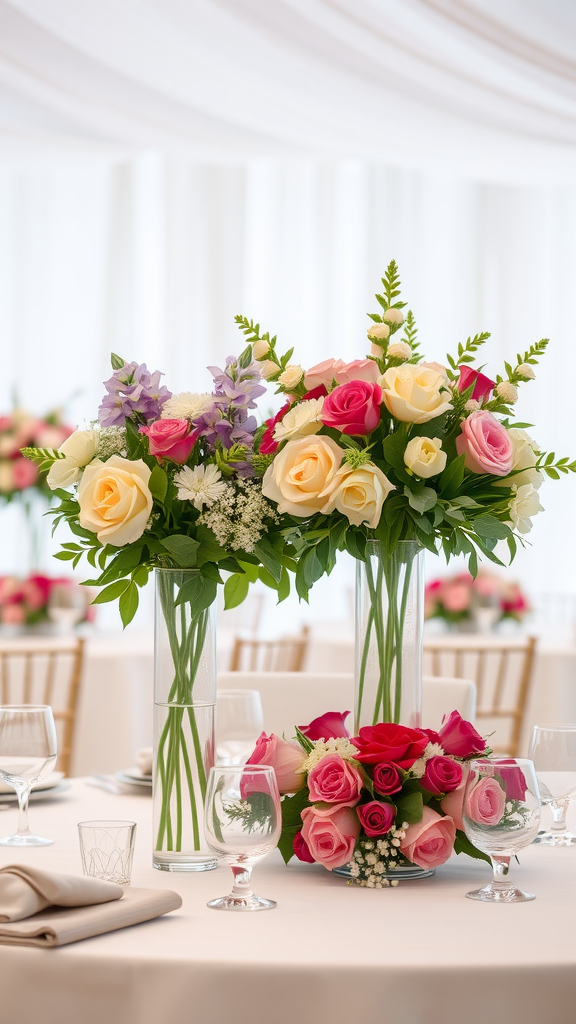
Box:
[473,515,511,540]
[199,562,223,584]
[149,464,168,503]
[53,550,77,561]
[175,574,217,612]
[110,352,126,370]
[281,786,310,829]
[439,454,465,498]
[453,829,491,865]
[237,560,259,584]
[119,582,139,628]
[224,573,250,610]
[91,580,131,604]
[160,535,199,567]
[253,538,283,583]
[394,790,423,825]
[302,547,324,589]
[258,567,279,590]
[404,485,437,514]
[277,567,291,603]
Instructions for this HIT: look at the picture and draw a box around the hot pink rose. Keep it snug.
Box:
[352,722,428,768]
[304,358,379,391]
[298,711,350,741]
[373,761,403,796]
[458,366,495,403]
[293,830,315,863]
[246,732,306,794]
[300,802,360,870]
[464,775,506,826]
[423,756,463,796]
[493,759,528,801]
[455,411,514,476]
[307,754,363,804]
[440,765,469,830]
[321,381,382,436]
[400,806,456,869]
[140,419,197,464]
[438,711,486,758]
[357,800,396,837]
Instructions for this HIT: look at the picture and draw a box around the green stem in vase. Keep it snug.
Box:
[394,555,413,723]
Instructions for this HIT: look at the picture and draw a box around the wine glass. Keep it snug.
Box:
[0,705,58,847]
[47,582,86,631]
[204,764,281,911]
[529,725,576,845]
[462,757,541,903]
[216,690,264,766]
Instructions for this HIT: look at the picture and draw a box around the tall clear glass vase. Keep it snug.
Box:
[153,569,217,872]
[355,540,424,732]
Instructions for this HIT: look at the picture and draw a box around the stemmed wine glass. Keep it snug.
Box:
[462,757,541,902]
[204,764,281,911]
[0,705,58,847]
[529,725,576,845]
[216,690,264,766]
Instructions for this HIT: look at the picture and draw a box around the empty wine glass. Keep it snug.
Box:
[529,725,576,846]
[462,757,541,903]
[0,705,58,847]
[216,690,264,766]
[204,764,281,911]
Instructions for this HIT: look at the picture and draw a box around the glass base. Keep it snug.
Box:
[466,884,535,903]
[153,852,218,872]
[332,862,435,881]
[207,894,276,911]
[0,833,53,847]
[533,830,576,847]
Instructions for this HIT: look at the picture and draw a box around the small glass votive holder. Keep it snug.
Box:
[78,820,137,885]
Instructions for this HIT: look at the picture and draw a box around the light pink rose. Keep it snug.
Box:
[321,380,382,435]
[304,358,379,391]
[140,418,197,464]
[455,411,514,476]
[12,458,38,490]
[246,731,306,794]
[441,582,471,613]
[300,802,361,870]
[1,604,26,625]
[440,765,469,830]
[307,754,363,804]
[464,776,506,826]
[336,359,380,384]
[400,806,456,869]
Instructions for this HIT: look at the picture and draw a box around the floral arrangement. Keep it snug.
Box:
[0,409,72,501]
[246,709,498,886]
[425,569,529,625]
[0,574,92,628]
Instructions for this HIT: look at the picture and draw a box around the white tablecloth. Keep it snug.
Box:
[0,780,574,1024]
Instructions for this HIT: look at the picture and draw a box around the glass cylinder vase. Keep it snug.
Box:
[153,569,217,872]
[355,540,424,732]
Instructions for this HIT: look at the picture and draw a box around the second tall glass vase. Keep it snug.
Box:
[153,569,217,872]
[355,540,424,732]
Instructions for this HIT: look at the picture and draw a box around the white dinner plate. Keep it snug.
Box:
[0,780,71,803]
[114,770,153,789]
[0,770,64,796]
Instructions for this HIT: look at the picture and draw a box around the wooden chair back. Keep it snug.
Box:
[0,636,85,776]
[229,626,309,673]
[423,635,537,756]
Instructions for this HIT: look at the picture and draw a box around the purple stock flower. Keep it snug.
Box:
[98,362,172,427]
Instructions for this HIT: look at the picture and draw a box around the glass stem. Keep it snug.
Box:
[230,864,253,898]
[490,855,511,891]
[15,784,32,837]
[550,800,568,831]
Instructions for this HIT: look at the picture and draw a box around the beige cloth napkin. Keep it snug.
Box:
[0,865,182,947]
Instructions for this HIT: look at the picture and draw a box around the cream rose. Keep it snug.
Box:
[47,429,99,490]
[507,483,544,534]
[262,436,344,517]
[273,398,325,443]
[494,428,543,490]
[78,455,153,546]
[278,364,304,390]
[252,339,270,360]
[379,364,453,424]
[260,360,280,380]
[319,462,394,528]
[404,436,447,478]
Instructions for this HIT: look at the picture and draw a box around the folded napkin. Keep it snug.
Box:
[135,747,153,775]
[0,865,182,947]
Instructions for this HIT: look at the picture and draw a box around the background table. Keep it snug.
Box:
[0,780,574,1024]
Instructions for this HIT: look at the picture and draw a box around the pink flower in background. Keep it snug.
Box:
[440,581,471,613]
[293,830,315,863]
[357,800,396,837]
[335,359,380,385]
[458,366,496,403]
[423,756,463,795]
[307,754,363,804]
[493,760,528,801]
[372,761,403,796]
[321,380,382,435]
[12,458,38,490]
[140,419,197,464]
[440,765,469,830]
[455,411,514,476]
[1,604,25,625]
[246,732,306,794]
[300,802,360,870]
[400,807,456,869]
[438,711,486,758]
[464,776,506,826]
[298,710,351,741]
[304,358,347,391]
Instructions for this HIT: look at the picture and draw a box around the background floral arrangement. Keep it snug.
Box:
[0,574,93,628]
[425,569,530,625]
[0,408,72,501]
[246,709,495,887]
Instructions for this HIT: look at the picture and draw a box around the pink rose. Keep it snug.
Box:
[304,358,379,391]
[293,830,315,863]
[458,366,495,403]
[321,381,382,436]
[308,754,363,804]
[423,756,463,796]
[357,800,396,837]
[1,604,26,625]
[455,411,514,476]
[12,458,38,490]
[352,722,428,768]
[441,582,471,613]
[464,775,506,826]
[246,732,306,794]
[438,711,486,758]
[440,765,469,830]
[140,419,197,464]
[298,710,350,741]
[300,802,360,870]
[372,761,403,796]
[400,806,456,869]
[336,359,380,385]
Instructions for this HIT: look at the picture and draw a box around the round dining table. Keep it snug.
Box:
[0,779,574,1024]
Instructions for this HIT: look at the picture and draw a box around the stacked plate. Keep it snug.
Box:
[113,767,153,790]
[0,771,69,802]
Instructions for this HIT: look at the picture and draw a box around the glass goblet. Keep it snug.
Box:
[204,764,281,911]
[0,705,58,847]
[216,690,264,766]
[529,725,576,846]
[462,757,541,903]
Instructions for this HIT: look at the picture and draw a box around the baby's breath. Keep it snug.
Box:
[96,426,127,460]
[347,824,409,887]
[198,479,280,552]
[300,737,359,774]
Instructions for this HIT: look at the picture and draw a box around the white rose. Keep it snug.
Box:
[260,360,280,380]
[319,462,394,528]
[383,308,405,325]
[273,398,325,443]
[252,339,270,360]
[278,364,304,390]
[507,483,544,534]
[367,323,390,342]
[516,364,535,379]
[404,436,447,479]
[47,428,99,490]
[78,455,153,546]
[379,364,453,424]
[495,381,518,404]
[387,341,412,360]
[262,436,344,517]
[495,428,543,490]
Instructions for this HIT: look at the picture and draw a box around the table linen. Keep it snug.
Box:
[0,863,122,920]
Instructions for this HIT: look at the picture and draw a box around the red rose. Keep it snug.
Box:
[140,419,196,464]
[493,759,527,801]
[357,800,396,837]
[259,402,292,455]
[423,755,463,796]
[293,830,315,863]
[458,365,495,403]
[302,384,328,402]
[438,711,486,758]
[299,710,351,741]
[372,762,403,796]
[321,380,382,436]
[351,723,428,768]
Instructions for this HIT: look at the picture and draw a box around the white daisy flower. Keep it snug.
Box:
[174,464,227,510]
[161,392,213,421]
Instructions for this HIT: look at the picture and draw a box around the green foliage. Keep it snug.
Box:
[446,332,491,380]
[453,830,491,864]
[278,786,311,864]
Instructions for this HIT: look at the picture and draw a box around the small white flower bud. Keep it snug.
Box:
[516,363,535,379]
[252,339,270,360]
[496,381,519,404]
[383,307,405,326]
[278,364,304,389]
[465,399,480,412]
[370,343,383,359]
[367,322,390,342]
[260,360,280,380]
[387,341,412,360]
